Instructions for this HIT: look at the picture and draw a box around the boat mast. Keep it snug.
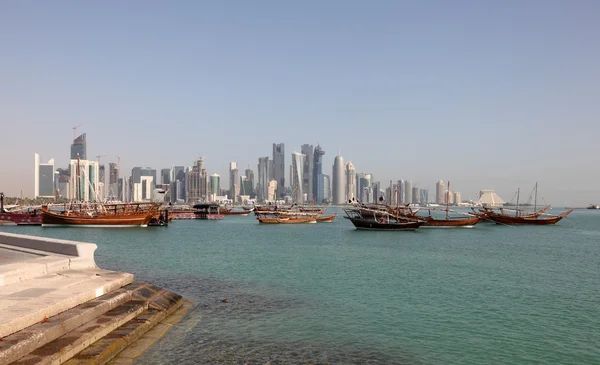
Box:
[534,182,538,213]
[446,181,450,220]
[516,188,520,217]
[77,155,81,201]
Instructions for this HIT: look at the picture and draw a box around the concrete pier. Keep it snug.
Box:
[0,232,190,365]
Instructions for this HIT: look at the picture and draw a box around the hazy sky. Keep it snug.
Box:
[1,1,599,205]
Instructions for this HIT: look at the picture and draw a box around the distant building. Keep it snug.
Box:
[291,152,306,204]
[345,162,356,203]
[454,191,461,205]
[357,173,372,203]
[56,168,70,199]
[313,145,325,203]
[108,162,119,199]
[322,174,331,202]
[188,158,208,202]
[240,176,254,198]
[404,180,412,204]
[70,133,87,160]
[170,165,186,203]
[436,180,445,204]
[209,174,220,198]
[267,179,277,202]
[245,167,254,194]
[70,159,99,201]
[420,189,429,204]
[332,154,345,205]
[477,190,505,207]
[272,143,285,198]
[161,168,171,185]
[131,167,156,202]
[301,144,313,202]
[372,181,381,203]
[229,162,239,201]
[398,180,405,204]
[34,153,55,198]
[412,186,419,204]
[257,157,271,202]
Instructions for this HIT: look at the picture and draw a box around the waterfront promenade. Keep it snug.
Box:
[0,232,190,365]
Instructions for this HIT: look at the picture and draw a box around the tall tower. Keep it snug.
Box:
[229,162,239,202]
[345,161,356,202]
[332,154,345,205]
[257,157,270,202]
[70,133,87,160]
[404,180,412,204]
[312,145,325,203]
[300,144,313,202]
[436,180,445,204]
[272,143,285,198]
[34,153,55,198]
[291,152,306,204]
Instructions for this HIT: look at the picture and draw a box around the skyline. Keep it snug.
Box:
[2,1,600,205]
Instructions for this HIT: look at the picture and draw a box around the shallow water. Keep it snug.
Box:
[3,208,599,364]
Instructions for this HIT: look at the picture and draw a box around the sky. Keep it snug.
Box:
[1,0,599,206]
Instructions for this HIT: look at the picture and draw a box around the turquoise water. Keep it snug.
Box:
[2,208,599,364]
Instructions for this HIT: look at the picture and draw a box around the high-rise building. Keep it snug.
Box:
[398,180,405,204]
[240,176,254,198]
[161,168,171,185]
[404,180,412,204]
[70,159,99,201]
[108,162,119,199]
[291,152,305,204]
[272,143,285,198]
[267,180,277,202]
[55,168,70,199]
[357,173,372,202]
[454,191,461,205]
[345,162,356,203]
[322,174,331,202]
[118,177,125,202]
[131,167,156,202]
[188,158,208,202]
[209,174,220,197]
[412,186,419,204]
[70,133,87,160]
[446,190,453,205]
[420,189,429,204]
[332,154,345,205]
[170,166,186,203]
[300,144,313,202]
[34,153,55,198]
[245,168,254,187]
[229,162,239,201]
[257,157,270,202]
[313,145,325,203]
[436,180,445,204]
[372,181,381,203]
[97,164,105,201]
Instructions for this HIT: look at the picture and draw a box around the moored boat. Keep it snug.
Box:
[343,207,423,231]
[41,203,160,227]
[315,215,336,223]
[0,193,41,225]
[192,204,225,220]
[258,216,316,224]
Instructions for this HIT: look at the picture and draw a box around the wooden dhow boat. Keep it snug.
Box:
[343,207,423,231]
[0,192,42,225]
[41,203,160,227]
[315,214,336,223]
[257,216,317,224]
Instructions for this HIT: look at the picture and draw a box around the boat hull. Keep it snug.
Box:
[487,210,572,225]
[0,212,42,225]
[421,216,482,227]
[258,217,316,224]
[316,215,336,223]
[41,210,154,227]
[346,217,422,231]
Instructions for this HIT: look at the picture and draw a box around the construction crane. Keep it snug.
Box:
[72,125,83,140]
[96,154,107,164]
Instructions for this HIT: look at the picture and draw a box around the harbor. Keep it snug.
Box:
[0,207,598,364]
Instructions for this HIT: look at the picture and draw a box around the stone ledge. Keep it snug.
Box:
[0,233,97,260]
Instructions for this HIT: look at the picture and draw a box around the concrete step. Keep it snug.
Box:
[1,282,184,365]
[0,269,134,339]
[0,283,148,365]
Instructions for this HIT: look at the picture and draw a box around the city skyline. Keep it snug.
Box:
[2,2,599,205]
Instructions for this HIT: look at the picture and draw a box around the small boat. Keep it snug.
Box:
[343,207,423,231]
[587,204,600,210]
[192,204,225,220]
[419,215,482,228]
[0,193,41,225]
[258,216,316,224]
[315,215,336,223]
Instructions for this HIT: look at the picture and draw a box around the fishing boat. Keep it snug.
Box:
[486,183,573,225]
[192,204,224,220]
[219,206,251,216]
[587,204,600,210]
[257,216,316,224]
[41,203,160,227]
[0,192,42,225]
[315,215,336,223]
[343,207,423,231]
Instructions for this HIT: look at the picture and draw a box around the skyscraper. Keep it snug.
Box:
[34,153,55,198]
[131,167,156,202]
[257,157,270,202]
[98,164,105,201]
[108,162,119,199]
[170,166,186,203]
[70,133,87,160]
[245,168,254,188]
[398,180,405,204]
[70,159,99,201]
[229,162,239,201]
[454,191,461,205]
[300,144,313,202]
[272,143,285,198]
[209,174,220,197]
[412,186,419,204]
[404,180,412,204]
[291,152,305,204]
[332,154,345,205]
[313,145,325,203]
[372,181,381,203]
[345,162,356,203]
[161,168,171,185]
[322,174,331,202]
[420,189,429,204]
[436,180,445,204]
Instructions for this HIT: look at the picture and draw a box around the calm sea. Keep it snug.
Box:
[2,208,599,365]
